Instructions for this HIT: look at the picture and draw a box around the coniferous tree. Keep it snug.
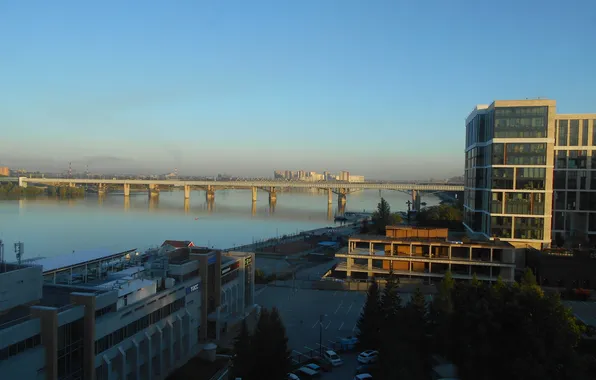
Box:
[378,272,403,379]
[231,319,253,379]
[399,287,431,379]
[251,307,291,380]
[356,282,382,351]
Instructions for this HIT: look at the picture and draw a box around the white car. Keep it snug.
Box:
[322,350,343,367]
[353,374,373,380]
[357,350,379,364]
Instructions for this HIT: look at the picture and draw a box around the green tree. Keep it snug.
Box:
[417,204,463,230]
[231,319,253,379]
[398,287,431,379]
[378,272,403,379]
[372,198,400,234]
[251,307,291,380]
[356,282,382,351]
[430,270,586,380]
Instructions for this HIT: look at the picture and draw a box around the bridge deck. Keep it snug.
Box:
[14,177,464,191]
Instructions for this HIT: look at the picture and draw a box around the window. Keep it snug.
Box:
[555,150,567,168]
[593,120,596,146]
[554,191,565,210]
[514,217,544,240]
[492,144,504,165]
[94,297,186,355]
[494,107,548,138]
[558,120,568,145]
[491,168,513,189]
[582,120,589,146]
[569,120,579,146]
[505,143,547,165]
[567,171,577,190]
[0,334,42,361]
[505,192,545,215]
[554,171,566,190]
[515,167,545,190]
[490,216,512,238]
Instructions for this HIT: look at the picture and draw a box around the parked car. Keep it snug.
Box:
[303,363,322,374]
[296,366,320,379]
[353,374,373,380]
[357,350,379,364]
[287,373,300,380]
[322,350,343,367]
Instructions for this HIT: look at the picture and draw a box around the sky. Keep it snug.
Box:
[1,0,595,180]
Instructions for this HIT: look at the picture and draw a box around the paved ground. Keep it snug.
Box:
[255,286,366,353]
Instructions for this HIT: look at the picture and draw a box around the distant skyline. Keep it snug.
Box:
[1,0,595,180]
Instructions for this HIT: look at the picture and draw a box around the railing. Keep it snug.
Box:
[209,360,231,380]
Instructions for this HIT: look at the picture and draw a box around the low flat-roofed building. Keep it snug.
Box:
[0,243,255,380]
[335,226,519,282]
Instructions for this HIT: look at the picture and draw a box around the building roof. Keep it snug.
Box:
[33,248,137,273]
[162,240,194,248]
[563,301,596,327]
[349,234,513,247]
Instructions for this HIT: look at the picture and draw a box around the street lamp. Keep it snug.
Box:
[319,314,328,357]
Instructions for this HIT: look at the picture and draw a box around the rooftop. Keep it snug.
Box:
[349,234,513,247]
[162,240,194,248]
[0,262,31,274]
[33,248,137,273]
[563,301,596,328]
[0,284,107,331]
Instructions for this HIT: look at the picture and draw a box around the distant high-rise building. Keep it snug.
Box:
[0,166,9,177]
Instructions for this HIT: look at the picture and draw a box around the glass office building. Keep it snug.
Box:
[464,99,596,249]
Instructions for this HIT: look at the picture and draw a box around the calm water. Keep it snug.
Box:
[0,189,440,261]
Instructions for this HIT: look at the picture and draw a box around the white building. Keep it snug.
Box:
[0,244,255,380]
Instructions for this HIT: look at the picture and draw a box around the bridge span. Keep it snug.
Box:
[8,177,464,211]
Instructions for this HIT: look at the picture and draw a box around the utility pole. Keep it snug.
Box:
[319,314,323,357]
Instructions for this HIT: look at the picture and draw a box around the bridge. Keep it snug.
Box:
[4,177,464,212]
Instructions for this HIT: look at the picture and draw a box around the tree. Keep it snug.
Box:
[417,204,463,230]
[372,198,400,234]
[251,307,291,380]
[231,319,253,378]
[377,272,403,379]
[398,288,431,379]
[429,270,586,380]
[356,282,382,350]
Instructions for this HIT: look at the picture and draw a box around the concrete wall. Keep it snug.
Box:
[0,318,41,349]
[0,346,45,380]
[0,266,43,312]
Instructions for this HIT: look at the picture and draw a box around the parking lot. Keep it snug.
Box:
[255,285,435,379]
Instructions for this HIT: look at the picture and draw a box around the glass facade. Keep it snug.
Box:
[569,120,579,146]
[514,217,544,240]
[515,167,545,190]
[558,120,568,145]
[57,319,84,380]
[494,106,548,138]
[582,120,589,146]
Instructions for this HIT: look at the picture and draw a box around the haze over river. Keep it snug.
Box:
[0,189,440,262]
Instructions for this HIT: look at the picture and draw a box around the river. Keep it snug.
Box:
[0,189,441,262]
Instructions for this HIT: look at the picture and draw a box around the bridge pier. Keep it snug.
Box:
[124,196,130,211]
[123,184,130,197]
[252,187,257,202]
[184,198,190,213]
[206,185,215,201]
[207,199,214,213]
[269,199,276,214]
[98,184,107,195]
[327,188,332,204]
[338,191,347,205]
[148,184,159,198]
[327,202,333,221]
[251,201,257,216]
[184,185,191,199]
[268,187,277,203]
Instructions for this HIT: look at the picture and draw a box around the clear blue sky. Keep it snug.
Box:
[1,0,595,179]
